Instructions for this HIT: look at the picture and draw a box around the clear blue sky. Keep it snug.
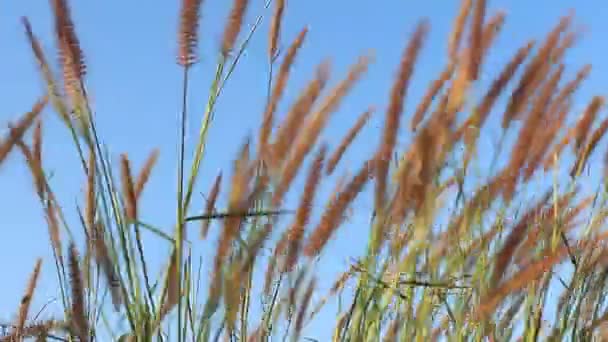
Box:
[2,0,608,339]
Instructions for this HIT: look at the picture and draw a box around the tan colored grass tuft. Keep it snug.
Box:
[574,96,605,152]
[410,64,454,132]
[304,159,374,257]
[270,60,331,171]
[68,243,89,342]
[221,0,251,57]
[326,107,373,175]
[260,27,309,157]
[119,154,137,221]
[134,148,160,199]
[375,20,428,211]
[268,0,285,60]
[448,0,472,61]
[490,190,552,287]
[201,172,222,239]
[50,0,86,101]
[468,0,487,81]
[479,246,568,318]
[571,114,608,177]
[177,0,204,66]
[281,144,326,272]
[273,55,371,207]
[14,258,43,340]
[504,64,564,200]
[0,96,47,165]
[458,40,535,147]
[294,277,316,338]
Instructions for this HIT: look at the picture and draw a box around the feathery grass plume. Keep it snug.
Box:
[479,246,568,319]
[524,101,570,180]
[14,259,43,340]
[0,96,47,165]
[458,40,535,157]
[574,96,605,152]
[260,27,309,156]
[32,120,42,168]
[85,148,95,232]
[374,20,428,211]
[504,64,564,200]
[448,0,472,61]
[571,115,608,177]
[543,124,577,171]
[326,108,372,175]
[273,55,371,207]
[46,200,63,261]
[177,0,204,66]
[120,154,137,221]
[133,148,159,199]
[304,159,374,257]
[91,222,122,311]
[221,0,251,57]
[14,133,46,201]
[268,0,285,60]
[551,28,579,63]
[68,243,89,342]
[294,277,316,340]
[50,0,86,103]
[201,172,222,239]
[270,61,331,171]
[503,14,571,128]
[468,0,486,81]
[490,190,552,288]
[280,144,326,272]
[410,64,454,132]
[480,11,505,52]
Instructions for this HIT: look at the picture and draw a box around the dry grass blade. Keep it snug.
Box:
[177,0,204,66]
[68,243,89,342]
[14,259,43,340]
[326,107,373,175]
[0,96,47,165]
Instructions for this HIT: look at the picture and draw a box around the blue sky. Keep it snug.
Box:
[2,0,608,339]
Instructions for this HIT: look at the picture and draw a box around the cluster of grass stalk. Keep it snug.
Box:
[5,0,608,340]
